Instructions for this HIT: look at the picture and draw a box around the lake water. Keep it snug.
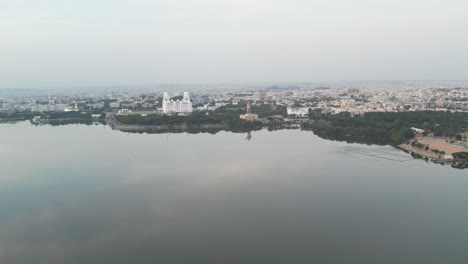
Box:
[1,122,467,263]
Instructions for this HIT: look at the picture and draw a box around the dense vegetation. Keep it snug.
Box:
[305,111,468,145]
[0,112,35,122]
[453,152,468,159]
[45,112,100,126]
[1,111,104,125]
[116,109,263,132]
[115,103,286,132]
[250,104,287,118]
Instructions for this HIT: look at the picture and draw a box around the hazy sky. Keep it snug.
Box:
[1,0,467,88]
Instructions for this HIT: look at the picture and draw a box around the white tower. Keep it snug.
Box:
[183,92,190,101]
[182,92,192,113]
[163,92,170,102]
[162,92,171,113]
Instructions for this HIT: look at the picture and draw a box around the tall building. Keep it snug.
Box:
[256,91,268,102]
[162,92,193,114]
[240,101,259,121]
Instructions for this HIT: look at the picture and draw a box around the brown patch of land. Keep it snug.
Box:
[399,144,441,159]
[417,138,468,154]
[399,137,468,161]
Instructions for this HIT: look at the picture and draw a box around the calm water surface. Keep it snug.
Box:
[1,122,467,263]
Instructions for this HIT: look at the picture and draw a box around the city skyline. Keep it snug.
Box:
[2,1,468,262]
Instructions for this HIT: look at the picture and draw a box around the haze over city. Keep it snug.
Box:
[2,1,468,263]
[2,0,468,88]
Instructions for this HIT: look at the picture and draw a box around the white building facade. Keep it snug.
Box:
[287,107,309,117]
[162,92,193,114]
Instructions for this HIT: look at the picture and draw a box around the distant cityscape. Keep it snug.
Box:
[1,80,468,116]
[1,80,467,168]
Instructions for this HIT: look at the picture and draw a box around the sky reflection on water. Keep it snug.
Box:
[1,122,467,264]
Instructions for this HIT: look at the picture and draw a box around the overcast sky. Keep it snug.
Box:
[1,0,467,88]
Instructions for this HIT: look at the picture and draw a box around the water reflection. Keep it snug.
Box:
[0,123,467,264]
[245,131,252,141]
